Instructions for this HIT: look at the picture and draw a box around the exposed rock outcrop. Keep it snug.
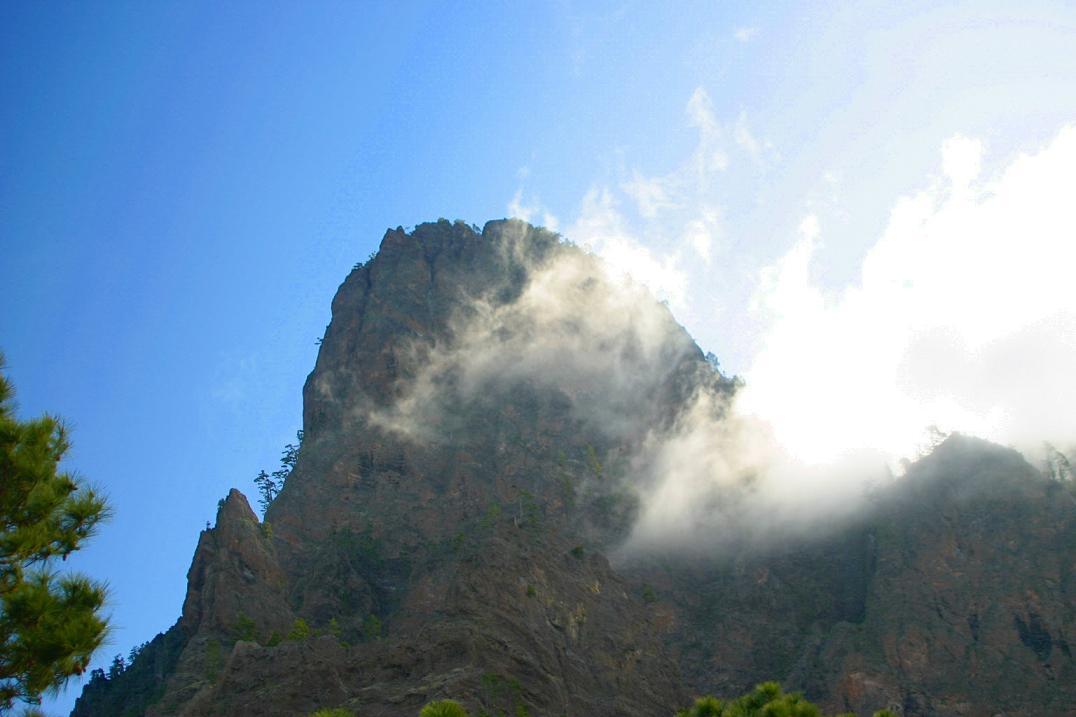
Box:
[181,489,292,637]
[642,436,1076,716]
[73,220,1075,717]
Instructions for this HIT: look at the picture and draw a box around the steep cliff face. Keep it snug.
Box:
[818,437,1075,715]
[643,436,1076,716]
[76,220,696,717]
[73,220,1075,717]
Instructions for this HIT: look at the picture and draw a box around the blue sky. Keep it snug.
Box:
[2,2,1076,713]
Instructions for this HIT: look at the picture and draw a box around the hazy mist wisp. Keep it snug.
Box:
[373,118,1076,557]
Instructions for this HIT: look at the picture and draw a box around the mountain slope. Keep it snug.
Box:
[73,220,1074,717]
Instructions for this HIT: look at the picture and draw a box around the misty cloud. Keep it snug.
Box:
[409,102,1076,557]
[368,227,880,556]
[507,87,765,315]
[741,125,1076,465]
[370,243,703,446]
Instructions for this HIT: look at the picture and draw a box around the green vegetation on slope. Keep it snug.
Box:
[413,682,899,717]
[675,682,897,717]
[420,700,469,717]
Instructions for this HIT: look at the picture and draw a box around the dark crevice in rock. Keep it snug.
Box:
[1014,610,1053,661]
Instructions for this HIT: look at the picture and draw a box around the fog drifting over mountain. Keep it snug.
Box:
[371,101,1076,554]
[366,226,887,554]
[549,93,1076,472]
[492,94,1075,550]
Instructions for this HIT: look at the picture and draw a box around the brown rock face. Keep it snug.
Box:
[181,489,292,637]
[72,220,1074,717]
[640,436,1076,716]
[818,438,1075,716]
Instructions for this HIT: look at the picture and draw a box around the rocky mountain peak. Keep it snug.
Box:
[72,220,1074,717]
[180,489,289,637]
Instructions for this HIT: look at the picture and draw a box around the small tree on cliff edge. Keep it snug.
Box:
[253,430,304,516]
[253,470,277,515]
[0,354,110,709]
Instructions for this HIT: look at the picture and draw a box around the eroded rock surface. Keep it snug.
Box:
[73,220,1074,717]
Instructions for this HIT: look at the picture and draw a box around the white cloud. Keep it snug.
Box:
[740,126,1076,465]
[622,170,677,219]
[536,87,764,306]
[734,111,762,158]
[686,86,719,135]
[568,187,688,308]
[940,134,983,195]
[482,68,1076,553]
[798,213,820,242]
[734,26,758,43]
[507,188,559,231]
[507,188,536,223]
[733,111,778,165]
[684,216,714,264]
[627,125,1076,553]
[420,119,1076,556]
[541,211,560,232]
[686,88,730,184]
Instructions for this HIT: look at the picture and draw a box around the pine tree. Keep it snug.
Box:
[0,355,110,710]
[253,430,303,516]
[272,431,303,486]
[253,470,277,515]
